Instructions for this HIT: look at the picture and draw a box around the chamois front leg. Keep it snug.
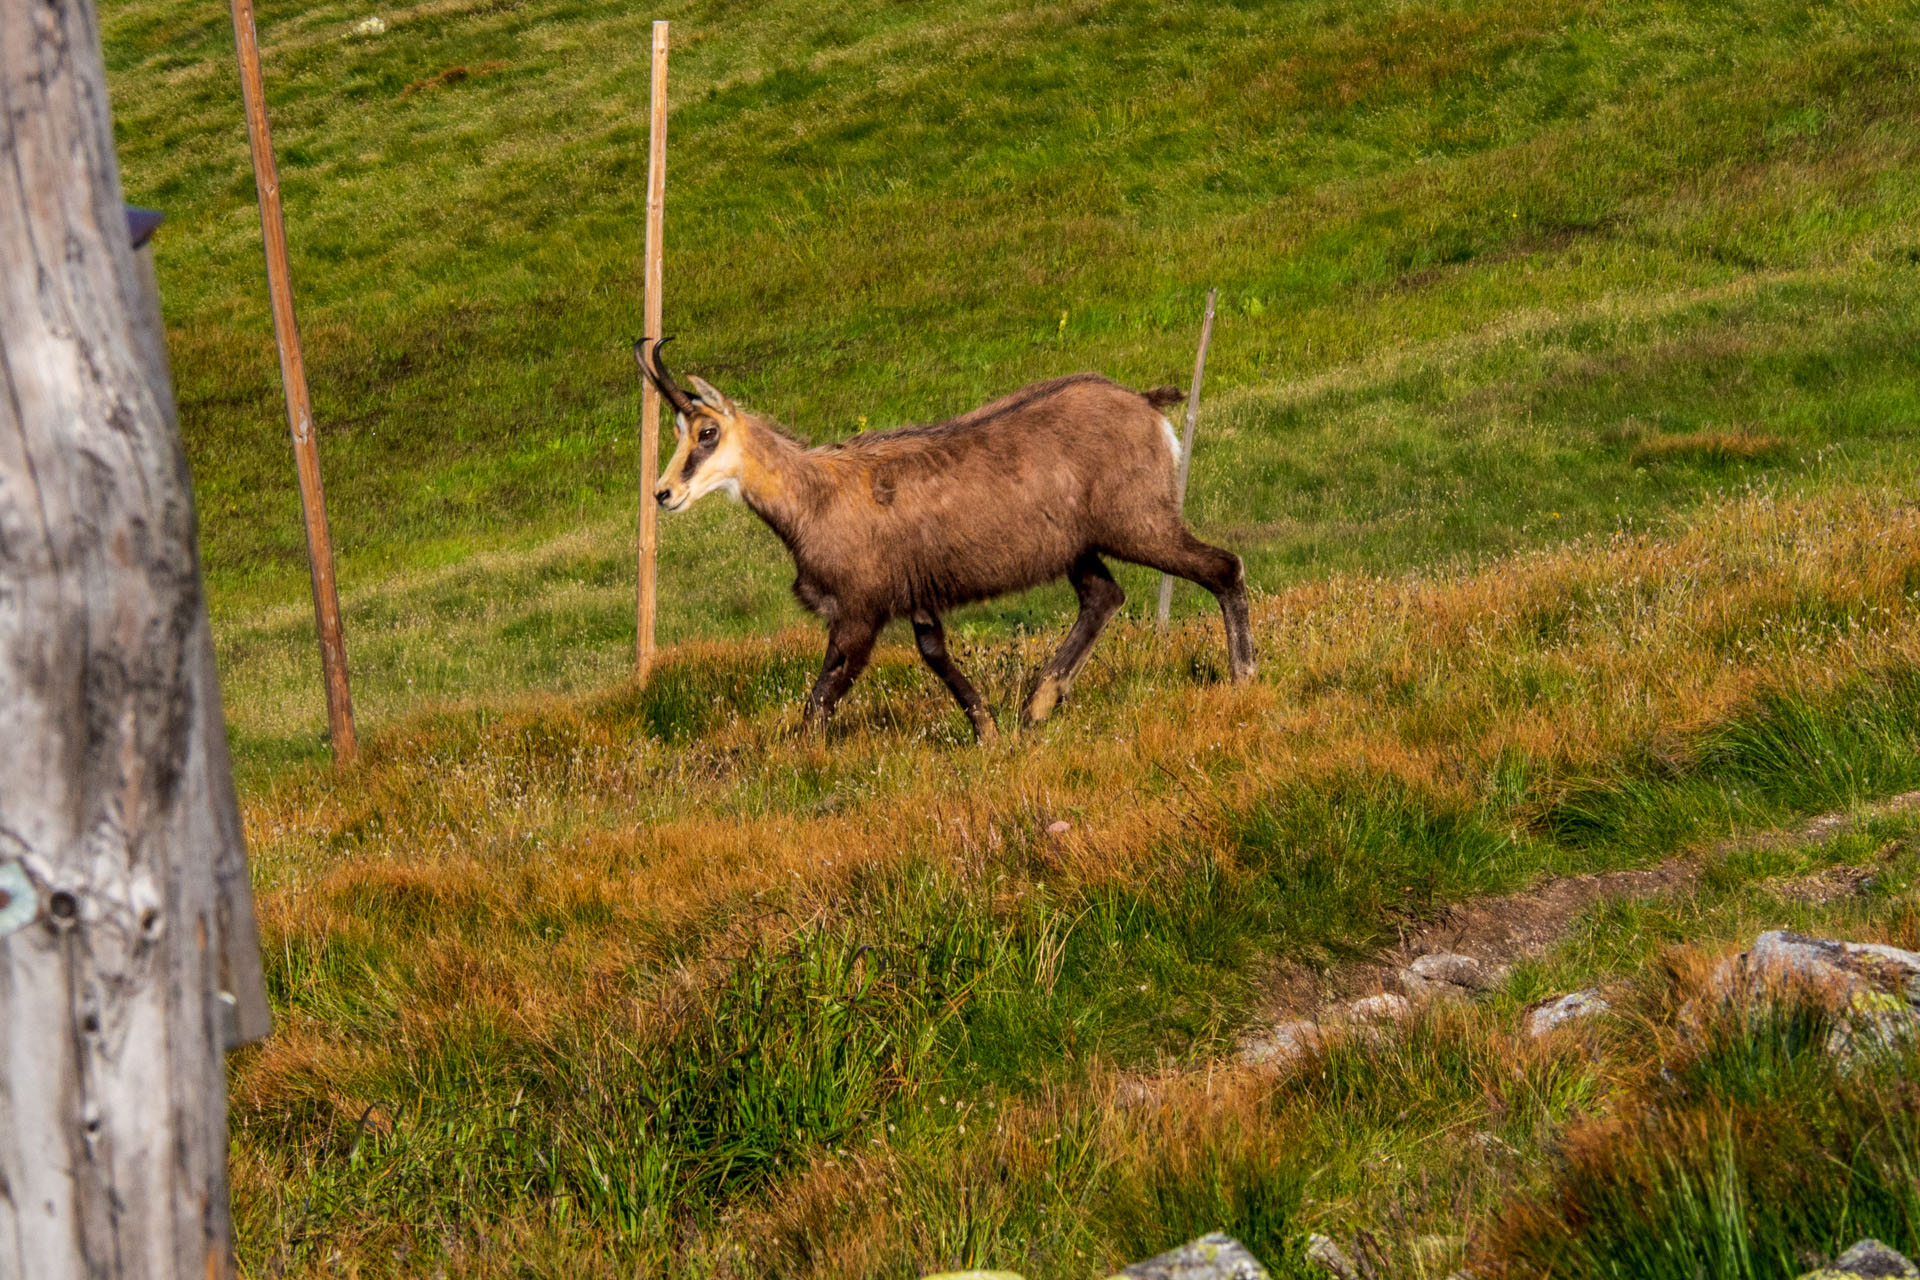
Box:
[911,612,997,743]
[803,615,881,734]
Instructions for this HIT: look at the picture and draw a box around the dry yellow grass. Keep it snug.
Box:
[1629,430,1786,466]
[236,478,1920,1130]
[729,900,1920,1280]
[729,1002,1583,1278]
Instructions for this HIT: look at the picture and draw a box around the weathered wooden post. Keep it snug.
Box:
[1157,287,1218,631]
[0,0,271,1274]
[229,0,359,762]
[636,19,669,683]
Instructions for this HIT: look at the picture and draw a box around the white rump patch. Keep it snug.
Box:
[1161,416,1182,464]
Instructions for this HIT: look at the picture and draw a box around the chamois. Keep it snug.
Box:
[636,339,1256,741]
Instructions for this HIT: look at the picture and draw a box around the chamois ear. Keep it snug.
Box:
[687,375,737,418]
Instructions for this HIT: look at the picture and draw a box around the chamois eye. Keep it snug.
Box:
[698,424,718,444]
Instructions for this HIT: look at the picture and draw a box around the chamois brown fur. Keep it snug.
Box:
[638,341,1256,741]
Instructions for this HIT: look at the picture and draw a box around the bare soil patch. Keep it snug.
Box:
[1255,790,1920,1021]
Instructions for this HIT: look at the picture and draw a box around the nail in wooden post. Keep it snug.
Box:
[229,0,358,763]
[637,20,669,683]
[1157,287,1218,631]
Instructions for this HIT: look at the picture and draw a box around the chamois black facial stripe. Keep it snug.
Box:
[682,435,718,480]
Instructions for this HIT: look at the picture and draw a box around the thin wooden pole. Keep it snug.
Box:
[1157,287,1218,631]
[637,20,669,682]
[229,0,358,764]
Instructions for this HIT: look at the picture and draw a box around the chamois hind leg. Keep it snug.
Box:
[1023,552,1126,726]
[911,612,997,743]
[1116,527,1257,681]
[804,614,881,734]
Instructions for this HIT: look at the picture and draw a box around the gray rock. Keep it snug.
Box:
[1725,931,1920,999]
[1239,1020,1385,1067]
[1400,952,1503,1000]
[1239,1018,1325,1066]
[1798,1237,1920,1279]
[1114,1233,1271,1280]
[1833,1239,1920,1277]
[1347,992,1412,1023]
[1303,1234,1359,1280]
[1829,989,1920,1059]
[1712,932,1920,1060]
[1526,990,1608,1037]
[1241,995,1412,1067]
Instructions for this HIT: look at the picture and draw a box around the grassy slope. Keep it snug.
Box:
[226,480,1920,1277]
[96,0,1920,1274]
[105,0,1920,762]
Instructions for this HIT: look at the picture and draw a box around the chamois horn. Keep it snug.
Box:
[633,336,700,418]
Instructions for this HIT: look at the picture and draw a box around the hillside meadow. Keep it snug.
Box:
[104,0,1920,765]
[93,0,1920,1273]
[230,480,1920,1275]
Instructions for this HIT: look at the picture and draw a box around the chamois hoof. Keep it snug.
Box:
[970,715,999,745]
[1022,675,1067,726]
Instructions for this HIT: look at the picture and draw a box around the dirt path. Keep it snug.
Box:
[1251,790,1920,1027]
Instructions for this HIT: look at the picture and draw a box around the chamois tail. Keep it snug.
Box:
[1142,385,1184,410]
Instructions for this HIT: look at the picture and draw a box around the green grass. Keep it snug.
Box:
[229,654,1920,1274]
[96,0,1920,1273]
[722,810,1920,1280]
[102,0,1920,759]
[1541,669,1920,856]
[1490,997,1920,1280]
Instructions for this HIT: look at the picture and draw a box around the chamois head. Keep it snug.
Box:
[635,338,747,512]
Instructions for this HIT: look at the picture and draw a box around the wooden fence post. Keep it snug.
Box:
[229,0,359,763]
[636,19,670,683]
[125,208,275,1052]
[1157,287,1219,630]
[0,1,270,1274]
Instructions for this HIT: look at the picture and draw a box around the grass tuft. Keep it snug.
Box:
[1629,431,1787,468]
[1485,982,1920,1280]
